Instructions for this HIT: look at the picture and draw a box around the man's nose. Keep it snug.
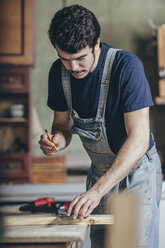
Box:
[69,60,79,71]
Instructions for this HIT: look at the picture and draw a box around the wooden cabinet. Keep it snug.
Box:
[0,66,31,183]
[0,0,33,183]
[0,0,33,65]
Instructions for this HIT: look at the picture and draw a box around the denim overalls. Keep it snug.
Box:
[61,48,162,248]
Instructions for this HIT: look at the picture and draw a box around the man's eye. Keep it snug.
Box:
[77,57,85,61]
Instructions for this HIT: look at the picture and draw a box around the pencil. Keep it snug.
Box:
[45,129,57,150]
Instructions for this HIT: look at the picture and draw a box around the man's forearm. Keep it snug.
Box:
[91,133,149,197]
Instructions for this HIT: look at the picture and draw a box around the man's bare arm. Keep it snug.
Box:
[93,107,150,196]
[51,111,73,149]
[67,107,150,219]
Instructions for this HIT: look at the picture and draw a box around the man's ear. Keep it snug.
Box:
[95,38,101,51]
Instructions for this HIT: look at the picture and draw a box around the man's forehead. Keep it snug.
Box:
[55,45,92,59]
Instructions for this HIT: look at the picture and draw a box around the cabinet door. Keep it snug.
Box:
[0,0,33,65]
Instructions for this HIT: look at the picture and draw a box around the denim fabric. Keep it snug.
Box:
[90,145,162,248]
[61,48,162,248]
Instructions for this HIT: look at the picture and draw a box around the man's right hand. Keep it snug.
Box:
[39,133,57,156]
[39,131,67,156]
[39,110,72,156]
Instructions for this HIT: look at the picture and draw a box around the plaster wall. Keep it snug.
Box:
[32,0,165,156]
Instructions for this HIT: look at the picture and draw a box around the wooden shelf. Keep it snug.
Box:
[0,117,27,123]
[0,66,31,183]
[155,96,165,105]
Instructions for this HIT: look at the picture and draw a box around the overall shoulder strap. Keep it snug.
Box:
[61,64,72,115]
[96,48,119,119]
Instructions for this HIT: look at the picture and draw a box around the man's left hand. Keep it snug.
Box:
[67,189,102,219]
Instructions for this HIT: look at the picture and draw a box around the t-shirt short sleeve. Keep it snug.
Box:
[120,56,154,113]
[47,61,68,111]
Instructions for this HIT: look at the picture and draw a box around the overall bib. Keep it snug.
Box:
[61,48,162,248]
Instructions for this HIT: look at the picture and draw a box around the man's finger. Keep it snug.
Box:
[67,195,81,216]
[79,199,93,219]
[72,197,89,219]
[85,202,97,218]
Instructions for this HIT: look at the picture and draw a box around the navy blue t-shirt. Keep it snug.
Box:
[47,42,154,154]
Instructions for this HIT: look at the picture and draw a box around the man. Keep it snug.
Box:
[39,4,162,248]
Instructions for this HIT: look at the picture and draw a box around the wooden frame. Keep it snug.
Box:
[0,0,33,65]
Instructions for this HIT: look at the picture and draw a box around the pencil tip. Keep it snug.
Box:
[45,129,48,133]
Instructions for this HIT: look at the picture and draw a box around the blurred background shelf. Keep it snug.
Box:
[0,118,27,123]
[155,97,165,105]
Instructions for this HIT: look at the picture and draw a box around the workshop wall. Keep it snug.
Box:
[32,0,165,156]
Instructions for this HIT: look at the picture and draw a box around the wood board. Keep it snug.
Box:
[157,25,165,69]
[0,0,33,65]
[32,156,66,184]
[1,214,114,226]
[0,225,88,243]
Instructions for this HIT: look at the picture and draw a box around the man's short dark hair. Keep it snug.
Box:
[48,4,101,53]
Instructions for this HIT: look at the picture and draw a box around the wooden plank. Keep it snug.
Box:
[31,166,66,184]
[1,214,114,226]
[32,156,65,166]
[31,156,66,184]
[0,225,88,243]
[106,193,138,248]
[157,25,165,97]
[157,25,165,69]
[51,214,114,225]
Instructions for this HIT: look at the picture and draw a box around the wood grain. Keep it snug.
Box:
[1,214,114,226]
[31,156,66,184]
[51,215,114,225]
[0,224,88,243]
[0,0,33,65]
[157,25,165,69]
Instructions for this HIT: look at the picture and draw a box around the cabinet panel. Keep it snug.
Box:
[0,0,22,55]
[0,0,33,65]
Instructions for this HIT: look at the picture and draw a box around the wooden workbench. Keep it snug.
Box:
[0,205,88,248]
[0,224,88,248]
[0,205,113,248]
